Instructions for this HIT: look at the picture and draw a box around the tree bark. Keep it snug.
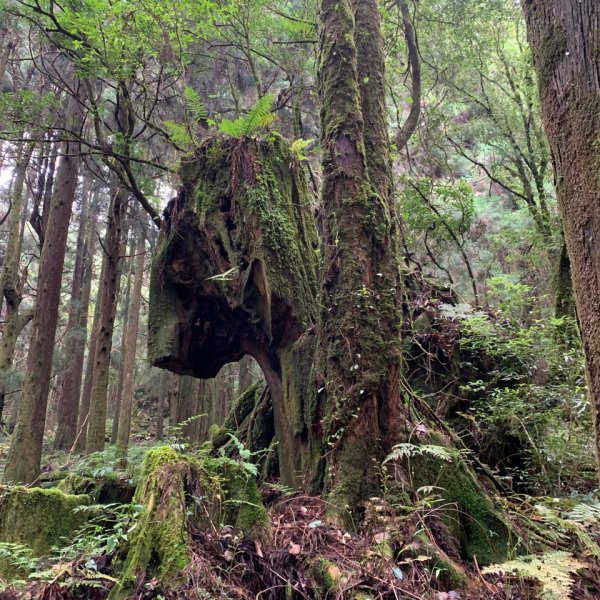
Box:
[315,0,403,513]
[73,224,101,453]
[0,142,34,421]
[54,187,92,449]
[522,0,600,476]
[116,235,145,454]
[85,186,126,453]
[111,243,134,444]
[3,82,86,484]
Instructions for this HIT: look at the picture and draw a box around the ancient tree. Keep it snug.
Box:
[314,0,403,512]
[521,0,600,474]
[148,0,514,564]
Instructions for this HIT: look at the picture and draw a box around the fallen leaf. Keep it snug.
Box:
[374,532,387,544]
[288,543,302,555]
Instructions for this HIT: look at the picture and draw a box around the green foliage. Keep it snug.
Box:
[289,138,314,162]
[218,95,275,138]
[54,503,145,559]
[184,86,209,122]
[456,287,592,493]
[0,542,39,584]
[383,443,456,465]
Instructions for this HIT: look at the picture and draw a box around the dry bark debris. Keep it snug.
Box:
[174,492,600,600]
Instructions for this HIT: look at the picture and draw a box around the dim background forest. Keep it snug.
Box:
[0,0,598,598]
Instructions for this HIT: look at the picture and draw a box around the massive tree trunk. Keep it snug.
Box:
[522,0,600,474]
[3,83,86,484]
[86,186,126,453]
[314,0,403,513]
[149,134,321,489]
[148,3,514,565]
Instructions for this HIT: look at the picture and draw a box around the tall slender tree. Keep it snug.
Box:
[116,233,145,454]
[3,77,86,483]
[54,185,92,449]
[86,186,126,453]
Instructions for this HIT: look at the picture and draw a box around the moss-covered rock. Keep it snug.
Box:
[0,486,89,557]
[409,453,513,565]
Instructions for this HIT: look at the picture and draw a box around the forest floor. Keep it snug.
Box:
[0,439,598,600]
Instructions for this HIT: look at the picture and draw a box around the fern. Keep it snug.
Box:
[290,137,314,161]
[383,443,455,465]
[184,86,208,122]
[163,120,193,147]
[483,551,585,600]
[218,95,274,138]
[565,500,600,523]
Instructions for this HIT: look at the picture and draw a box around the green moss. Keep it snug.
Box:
[57,473,135,504]
[410,454,513,565]
[220,462,271,542]
[109,447,192,599]
[309,557,347,597]
[534,25,567,80]
[111,446,271,598]
[0,486,89,557]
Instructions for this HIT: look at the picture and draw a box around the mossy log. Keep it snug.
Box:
[0,486,89,567]
[57,473,135,504]
[110,446,270,598]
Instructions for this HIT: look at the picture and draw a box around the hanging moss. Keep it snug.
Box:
[0,486,89,557]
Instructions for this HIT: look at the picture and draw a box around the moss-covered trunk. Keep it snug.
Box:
[149,134,322,489]
[522,0,600,477]
[315,0,404,514]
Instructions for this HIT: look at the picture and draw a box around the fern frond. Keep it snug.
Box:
[163,120,192,147]
[483,551,585,600]
[383,443,455,465]
[565,501,600,523]
[218,118,245,137]
[184,86,208,122]
[242,94,274,134]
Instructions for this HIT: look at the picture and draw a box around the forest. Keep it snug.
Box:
[0,0,598,598]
